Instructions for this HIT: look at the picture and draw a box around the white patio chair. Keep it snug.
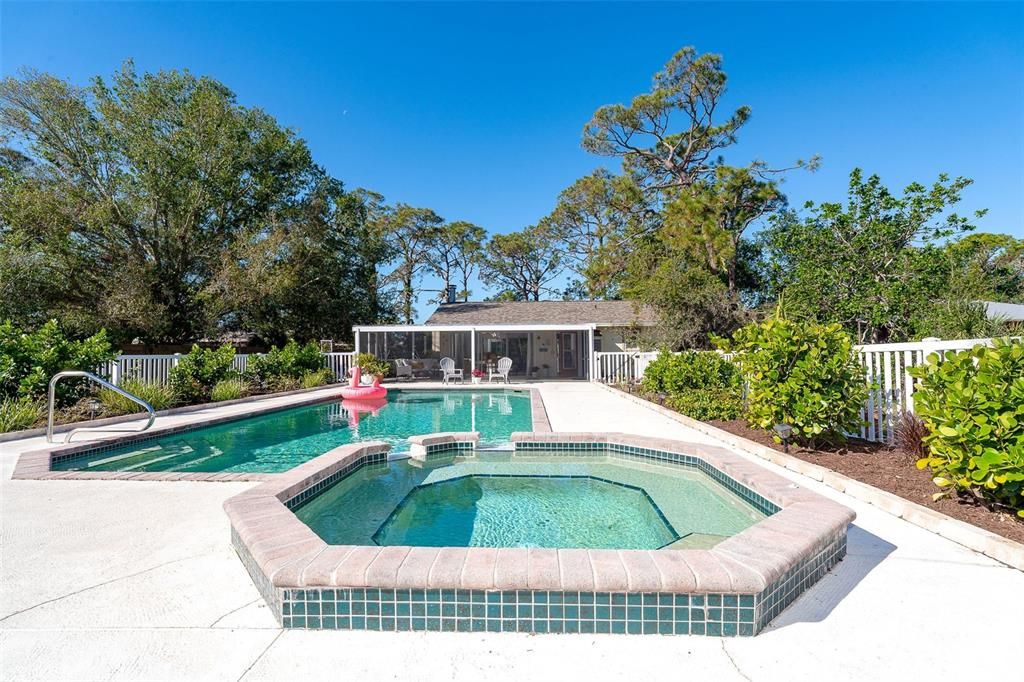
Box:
[440,357,464,385]
[489,356,512,384]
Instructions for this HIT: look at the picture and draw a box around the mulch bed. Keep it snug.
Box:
[707,418,1024,546]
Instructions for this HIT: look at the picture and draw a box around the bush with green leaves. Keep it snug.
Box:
[169,344,237,403]
[301,368,336,389]
[356,353,391,379]
[666,388,744,422]
[717,315,867,446]
[246,340,325,389]
[640,349,742,420]
[0,396,45,433]
[908,338,1024,517]
[210,378,251,402]
[0,320,116,406]
[98,379,176,414]
[642,349,740,394]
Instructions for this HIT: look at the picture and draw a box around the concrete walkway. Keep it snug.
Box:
[1,382,1020,681]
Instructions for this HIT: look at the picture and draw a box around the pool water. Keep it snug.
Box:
[297,451,766,550]
[54,390,532,473]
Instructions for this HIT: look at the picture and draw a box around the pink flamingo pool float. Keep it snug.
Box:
[339,365,387,400]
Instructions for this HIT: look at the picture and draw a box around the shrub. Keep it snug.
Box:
[210,378,250,402]
[0,320,116,406]
[894,411,928,459]
[640,349,743,421]
[301,368,335,389]
[908,338,1024,516]
[98,379,176,414]
[356,353,390,379]
[666,388,744,422]
[717,315,867,447]
[0,396,45,433]
[247,340,325,388]
[169,344,237,403]
[641,349,740,394]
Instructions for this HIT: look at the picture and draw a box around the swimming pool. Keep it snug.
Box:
[295,450,765,550]
[52,390,533,474]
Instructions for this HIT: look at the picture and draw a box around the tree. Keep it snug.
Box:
[582,46,816,194]
[425,220,486,303]
[661,166,784,296]
[0,63,380,343]
[207,182,394,343]
[479,225,564,301]
[375,204,443,323]
[760,169,987,342]
[546,169,650,299]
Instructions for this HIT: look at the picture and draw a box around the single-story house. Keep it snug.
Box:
[353,300,657,380]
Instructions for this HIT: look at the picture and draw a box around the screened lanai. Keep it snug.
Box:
[353,324,596,380]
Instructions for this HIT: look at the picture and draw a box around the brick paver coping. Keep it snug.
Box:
[225,432,855,636]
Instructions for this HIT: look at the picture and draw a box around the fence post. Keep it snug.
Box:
[110,356,121,387]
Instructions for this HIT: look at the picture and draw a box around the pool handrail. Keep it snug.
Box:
[47,370,156,444]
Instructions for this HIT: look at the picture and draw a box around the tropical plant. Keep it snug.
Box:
[0,320,116,406]
[98,378,176,414]
[356,353,390,380]
[0,396,44,432]
[718,314,868,447]
[210,378,251,402]
[908,338,1024,516]
[169,345,237,403]
[301,368,336,389]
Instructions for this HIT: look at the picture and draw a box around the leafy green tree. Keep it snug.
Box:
[0,63,385,343]
[480,225,564,301]
[425,220,486,303]
[760,169,986,342]
[375,204,444,323]
[582,46,816,193]
[546,170,650,299]
[661,166,784,296]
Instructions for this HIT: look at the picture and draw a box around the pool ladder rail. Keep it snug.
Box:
[46,370,156,444]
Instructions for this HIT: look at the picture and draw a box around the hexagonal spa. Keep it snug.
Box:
[225,432,855,636]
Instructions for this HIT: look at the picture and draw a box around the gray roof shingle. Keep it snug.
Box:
[425,300,657,326]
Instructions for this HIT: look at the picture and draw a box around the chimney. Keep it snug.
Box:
[446,285,457,304]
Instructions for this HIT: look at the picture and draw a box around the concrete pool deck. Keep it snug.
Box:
[1,381,1021,680]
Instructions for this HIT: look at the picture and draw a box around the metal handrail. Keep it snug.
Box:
[47,370,156,444]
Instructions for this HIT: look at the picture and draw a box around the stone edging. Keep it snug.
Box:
[224,432,855,636]
[596,383,1024,572]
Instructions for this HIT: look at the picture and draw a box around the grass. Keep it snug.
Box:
[0,396,45,433]
[98,378,176,414]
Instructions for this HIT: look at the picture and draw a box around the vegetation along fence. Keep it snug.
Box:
[100,352,357,386]
[594,338,1004,444]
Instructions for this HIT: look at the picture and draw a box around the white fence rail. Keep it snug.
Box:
[595,338,1005,444]
[594,352,659,385]
[100,352,357,386]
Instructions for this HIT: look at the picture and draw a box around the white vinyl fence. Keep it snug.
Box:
[595,338,1005,444]
[100,352,356,386]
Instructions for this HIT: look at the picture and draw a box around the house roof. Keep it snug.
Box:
[424,300,658,326]
[982,300,1024,322]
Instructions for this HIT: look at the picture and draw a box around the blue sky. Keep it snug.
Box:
[3,1,1022,321]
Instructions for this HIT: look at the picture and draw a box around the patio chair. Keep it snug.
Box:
[440,357,464,385]
[489,356,512,384]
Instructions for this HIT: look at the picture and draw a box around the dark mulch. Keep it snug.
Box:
[707,418,1024,546]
